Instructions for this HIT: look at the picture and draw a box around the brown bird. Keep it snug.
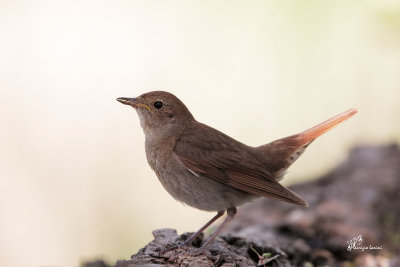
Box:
[117,91,357,255]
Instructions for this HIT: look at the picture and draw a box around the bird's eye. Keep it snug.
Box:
[153,100,164,109]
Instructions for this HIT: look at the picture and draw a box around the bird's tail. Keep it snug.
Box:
[254,108,358,180]
[296,108,358,145]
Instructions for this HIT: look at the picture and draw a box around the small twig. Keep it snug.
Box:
[250,245,280,267]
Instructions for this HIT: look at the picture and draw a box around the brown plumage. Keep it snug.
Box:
[117,91,357,256]
[175,122,307,207]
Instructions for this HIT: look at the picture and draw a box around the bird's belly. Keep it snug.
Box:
[149,153,255,211]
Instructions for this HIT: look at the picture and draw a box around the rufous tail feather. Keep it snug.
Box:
[254,108,358,180]
[297,108,358,145]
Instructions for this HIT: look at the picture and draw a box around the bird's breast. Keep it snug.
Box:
[144,135,175,172]
[143,135,255,211]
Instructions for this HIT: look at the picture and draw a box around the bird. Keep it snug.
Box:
[116,91,357,256]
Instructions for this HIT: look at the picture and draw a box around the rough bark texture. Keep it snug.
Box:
[84,144,400,267]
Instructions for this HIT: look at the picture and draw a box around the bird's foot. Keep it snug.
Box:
[162,245,219,263]
[158,240,194,256]
[158,244,180,256]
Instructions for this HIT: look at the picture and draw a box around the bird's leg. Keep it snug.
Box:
[182,210,225,246]
[196,207,237,254]
[167,207,237,262]
[160,210,225,255]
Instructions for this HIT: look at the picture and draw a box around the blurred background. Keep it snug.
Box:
[0,0,399,266]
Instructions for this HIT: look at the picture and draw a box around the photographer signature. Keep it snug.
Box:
[347,235,383,252]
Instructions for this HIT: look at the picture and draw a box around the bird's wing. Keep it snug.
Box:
[174,123,307,206]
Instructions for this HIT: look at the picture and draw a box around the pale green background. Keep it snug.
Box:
[1,1,399,266]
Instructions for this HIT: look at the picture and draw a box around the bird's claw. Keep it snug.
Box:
[162,245,218,263]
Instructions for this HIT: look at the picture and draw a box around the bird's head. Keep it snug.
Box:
[117,91,194,136]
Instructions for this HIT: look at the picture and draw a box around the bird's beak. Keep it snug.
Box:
[117,97,137,106]
[116,97,150,110]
